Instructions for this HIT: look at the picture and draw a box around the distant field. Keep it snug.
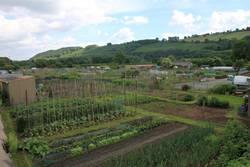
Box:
[184,31,250,42]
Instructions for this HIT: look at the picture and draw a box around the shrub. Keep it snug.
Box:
[197,96,208,106]
[182,94,195,102]
[197,96,229,109]
[181,84,191,91]
[207,97,229,108]
[22,138,50,157]
[209,84,236,95]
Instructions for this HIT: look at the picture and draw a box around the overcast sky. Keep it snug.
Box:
[0,0,250,60]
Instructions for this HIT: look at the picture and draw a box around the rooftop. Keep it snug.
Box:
[0,74,32,83]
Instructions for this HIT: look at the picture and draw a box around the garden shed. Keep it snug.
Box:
[0,75,36,106]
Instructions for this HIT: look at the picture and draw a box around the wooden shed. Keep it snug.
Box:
[0,75,36,106]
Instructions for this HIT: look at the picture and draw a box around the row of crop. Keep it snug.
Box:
[37,117,167,166]
[22,111,132,137]
[104,127,221,167]
[12,94,158,137]
[12,94,155,116]
[14,98,125,134]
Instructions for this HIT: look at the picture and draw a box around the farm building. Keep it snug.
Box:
[173,61,193,69]
[0,70,9,75]
[211,66,234,71]
[0,75,36,106]
[127,64,156,70]
[168,36,180,42]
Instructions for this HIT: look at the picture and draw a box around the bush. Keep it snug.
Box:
[182,94,195,102]
[197,96,229,109]
[22,138,50,157]
[197,96,208,106]
[209,84,236,95]
[181,84,191,91]
[207,97,229,108]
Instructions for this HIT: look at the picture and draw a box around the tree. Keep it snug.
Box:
[161,57,173,69]
[232,39,250,73]
[113,52,127,64]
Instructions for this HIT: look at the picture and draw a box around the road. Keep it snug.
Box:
[176,78,231,90]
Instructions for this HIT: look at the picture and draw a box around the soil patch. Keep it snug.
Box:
[139,102,228,124]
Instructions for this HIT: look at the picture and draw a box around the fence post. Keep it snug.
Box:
[248,89,250,117]
[25,89,28,106]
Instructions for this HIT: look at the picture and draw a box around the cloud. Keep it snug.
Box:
[0,35,77,60]
[0,0,58,13]
[168,9,250,35]
[169,10,201,33]
[0,0,146,60]
[109,27,135,43]
[209,10,250,32]
[123,16,149,25]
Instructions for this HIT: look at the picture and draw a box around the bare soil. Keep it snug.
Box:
[139,102,228,124]
[49,123,188,167]
[164,105,228,124]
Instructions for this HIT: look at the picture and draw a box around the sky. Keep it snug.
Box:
[0,0,250,60]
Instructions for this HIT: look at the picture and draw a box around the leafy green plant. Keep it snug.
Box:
[88,143,96,150]
[213,120,250,166]
[22,138,50,157]
[70,146,83,156]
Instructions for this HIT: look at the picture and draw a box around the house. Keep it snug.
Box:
[173,61,193,69]
[0,75,36,106]
[168,36,179,42]
[0,70,9,75]
[127,64,156,70]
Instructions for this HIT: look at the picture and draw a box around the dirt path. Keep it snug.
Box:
[50,123,188,167]
[0,115,14,167]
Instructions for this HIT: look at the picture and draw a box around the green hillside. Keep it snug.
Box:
[0,57,17,70]
[32,39,233,61]
[30,29,250,68]
[33,47,83,60]
[184,30,250,42]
